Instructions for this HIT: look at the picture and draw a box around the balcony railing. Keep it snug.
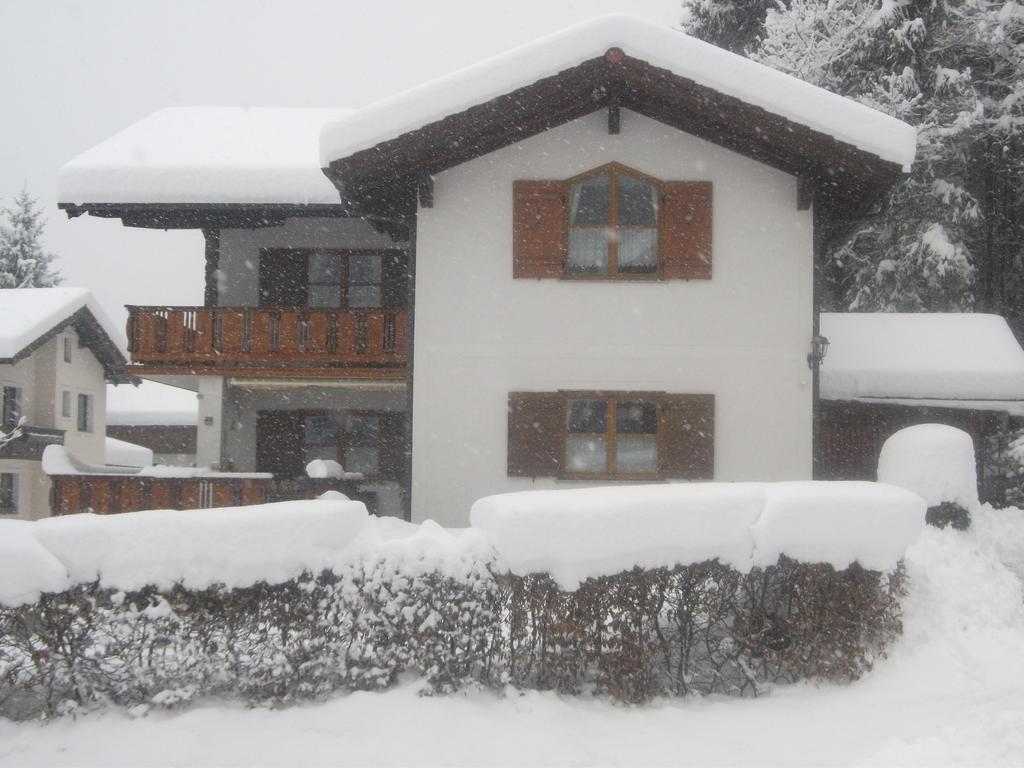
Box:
[126,306,408,376]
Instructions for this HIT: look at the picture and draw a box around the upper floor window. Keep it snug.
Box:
[2,386,22,431]
[512,162,712,281]
[567,167,659,276]
[259,250,408,310]
[63,336,73,363]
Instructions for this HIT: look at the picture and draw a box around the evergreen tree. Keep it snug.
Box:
[682,0,779,54]
[0,189,61,289]
[684,1,1024,322]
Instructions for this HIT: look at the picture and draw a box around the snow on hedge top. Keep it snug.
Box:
[821,313,1024,403]
[470,481,925,590]
[58,107,350,205]
[319,14,916,170]
[106,381,198,427]
[877,424,980,510]
[0,287,125,360]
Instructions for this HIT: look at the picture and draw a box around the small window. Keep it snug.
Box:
[0,472,18,515]
[344,414,380,476]
[61,390,71,419]
[63,336,73,363]
[308,253,343,308]
[77,393,93,433]
[565,397,659,477]
[2,386,22,431]
[346,254,383,309]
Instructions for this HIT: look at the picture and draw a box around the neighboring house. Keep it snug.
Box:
[0,287,130,520]
[56,15,918,525]
[106,379,198,466]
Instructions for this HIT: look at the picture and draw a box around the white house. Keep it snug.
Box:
[56,15,917,525]
[0,287,130,519]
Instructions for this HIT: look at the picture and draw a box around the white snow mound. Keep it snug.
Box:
[877,424,980,510]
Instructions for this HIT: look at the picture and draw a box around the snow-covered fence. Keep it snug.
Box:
[0,482,924,717]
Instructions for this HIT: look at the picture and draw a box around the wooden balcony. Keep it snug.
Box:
[126,306,408,378]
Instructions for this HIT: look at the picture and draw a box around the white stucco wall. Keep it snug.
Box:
[218,217,403,305]
[411,109,814,526]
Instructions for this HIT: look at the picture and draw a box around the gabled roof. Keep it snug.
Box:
[0,288,131,383]
[321,14,916,213]
[58,107,350,222]
[820,313,1024,406]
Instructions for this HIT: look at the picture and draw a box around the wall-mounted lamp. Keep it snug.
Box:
[807,334,830,370]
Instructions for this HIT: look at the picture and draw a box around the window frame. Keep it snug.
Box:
[559,390,666,481]
[77,393,94,433]
[63,336,73,363]
[259,248,407,310]
[0,472,18,515]
[563,162,664,281]
[2,386,22,431]
[343,410,383,479]
[61,390,72,419]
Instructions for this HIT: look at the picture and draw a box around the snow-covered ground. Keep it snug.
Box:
[1,505,1022,767]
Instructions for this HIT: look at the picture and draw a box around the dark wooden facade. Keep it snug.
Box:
[819,400,999,500]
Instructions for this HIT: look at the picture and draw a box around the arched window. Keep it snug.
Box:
[567,166,660,275]
[512,163,711,281]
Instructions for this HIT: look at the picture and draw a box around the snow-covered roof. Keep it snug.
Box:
[820,313,1024,404]
[58,107,351,206]
[0,287,127,363]
[104,437,154,468]
[106,380,198,427]
[320,14,916,171]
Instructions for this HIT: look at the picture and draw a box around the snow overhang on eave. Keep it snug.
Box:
[320,14,916,215]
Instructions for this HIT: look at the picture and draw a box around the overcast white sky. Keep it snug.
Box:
[0,0,680,331]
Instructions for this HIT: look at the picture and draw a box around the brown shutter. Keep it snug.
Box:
[508,392,565,477]
[659,394,714,479]
[660,182,712,279]
[513,181,567,279]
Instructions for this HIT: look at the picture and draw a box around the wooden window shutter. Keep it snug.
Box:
[508,392,565,477]
[513,181,567,278]
[660,182,712,279]
[659,394,714,479]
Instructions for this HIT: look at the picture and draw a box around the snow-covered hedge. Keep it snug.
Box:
[878,424,979,529]
[0,482,922,717]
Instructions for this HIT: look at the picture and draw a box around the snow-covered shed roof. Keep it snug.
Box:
[104,436,154,468]
[0,288,130,382]
[106,380,198,427]
[58,107,350,208]
[820,313,1024,408]
[322,14,915,214]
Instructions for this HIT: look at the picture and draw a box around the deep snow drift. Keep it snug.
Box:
[1,505,1021,767]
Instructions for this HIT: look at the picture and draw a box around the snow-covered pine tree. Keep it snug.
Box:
[684,0,1024,320]
[0,189,61,288]
[682,0,779,54]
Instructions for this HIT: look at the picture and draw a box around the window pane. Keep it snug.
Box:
[2,387,20,429]
[77,394,92,432]
[567,399,607,433]
[568,228,609,274]
[618,174,658,225]
[63,337,73,363]
[61,391,71,418]
[617,229,658,273]
[309,253,341,282]
[303,446,338,465]
[617,400,658,434]
[566,435,607,472]
[616,435,657,472]
[349,254,382,283]
[348,285,382,308]
[304,414,338,445]
[308,284,342,308]
[345,414,380,447]
[345,446,379,476]
[569,173,610,225]
[0,473,16,513]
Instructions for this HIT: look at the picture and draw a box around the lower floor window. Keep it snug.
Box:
[344,414,380,476]
[0,472,18,514]
[507,390,714,480]
[78,394,94,433]
[566,398,659,476]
